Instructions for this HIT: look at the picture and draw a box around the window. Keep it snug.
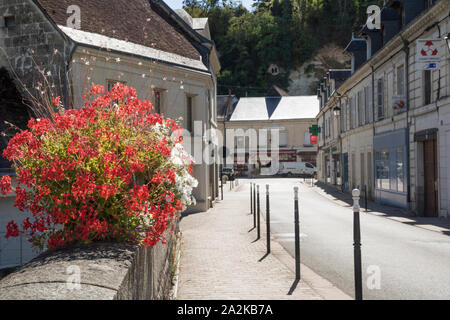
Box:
[397,65,405,96]
[185,96,193,133]
[153,90,162,114]
[107,79,126,91]
[365,86,370,124]
[376,150,390,190]
[279,132,287,147]
[236,136,244,149]
[396,147,405,192]
[358,91,364,125]
[304,132,311,146]
[4,16,16,29]
[349,97,353,129]
[424,70,432,105]
[377,78,384,120]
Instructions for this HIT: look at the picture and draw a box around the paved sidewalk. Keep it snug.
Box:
[305,180,450,236]
[176,182,350,300]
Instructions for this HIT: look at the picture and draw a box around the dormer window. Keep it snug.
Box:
[391,1,404,28]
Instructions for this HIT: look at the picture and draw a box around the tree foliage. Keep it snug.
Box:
[184,0,384,97]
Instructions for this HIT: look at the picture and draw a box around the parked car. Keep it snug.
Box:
[278,162,316,177]
[221,167,235,181]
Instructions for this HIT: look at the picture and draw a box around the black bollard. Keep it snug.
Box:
[257,185,261,240]
[221,180,224,200]
[266,184,271,254]
[365,185,368,212]
[253,183,256,228]
[294,186,300,280]
[250,183,253,215]
[352,189,363,300]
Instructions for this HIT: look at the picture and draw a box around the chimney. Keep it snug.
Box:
[226,89,233,120]
[388,0,427,28]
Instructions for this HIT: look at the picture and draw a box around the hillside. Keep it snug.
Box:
[183,0,384,97]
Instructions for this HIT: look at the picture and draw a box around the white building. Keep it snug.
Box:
[0,0,220,270]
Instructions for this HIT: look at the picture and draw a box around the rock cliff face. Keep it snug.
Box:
[288,45,351,95]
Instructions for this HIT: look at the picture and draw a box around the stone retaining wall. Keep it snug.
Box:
[0,230,178,300]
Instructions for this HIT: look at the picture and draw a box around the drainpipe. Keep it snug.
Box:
[339,96,344,192]
[400,35,411,206]
[371,65,376,200]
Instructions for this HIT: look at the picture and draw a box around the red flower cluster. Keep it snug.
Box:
[1,83,188,250]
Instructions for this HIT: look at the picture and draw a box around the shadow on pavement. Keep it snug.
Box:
[258,253,270,262]
[314,181,450,235]
[287,279,299,295]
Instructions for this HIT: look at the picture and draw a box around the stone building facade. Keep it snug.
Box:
[316,0,450,218]
[0,0,220,269]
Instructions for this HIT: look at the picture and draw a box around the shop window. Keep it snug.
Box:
[396,147,405,192]
[376,149,390,190]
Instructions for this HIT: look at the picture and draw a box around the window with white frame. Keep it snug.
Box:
[304,132,311,146]
[279,132,287,147]
[365,85,370,124]
[358,91,363,126]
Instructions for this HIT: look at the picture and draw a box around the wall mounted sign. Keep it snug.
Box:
[392,96,407,111]
[416,39,442,70]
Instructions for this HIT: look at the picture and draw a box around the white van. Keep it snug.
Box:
[278,161,316,177]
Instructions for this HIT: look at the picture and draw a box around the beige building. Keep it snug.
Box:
[317,0,450,218]
[0,0,220,269]
[221,96,319,176]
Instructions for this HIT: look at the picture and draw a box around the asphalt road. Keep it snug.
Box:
[244,178,450,300]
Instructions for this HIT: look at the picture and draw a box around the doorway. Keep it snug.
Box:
[343,153,349,192]
[423,139,438,217]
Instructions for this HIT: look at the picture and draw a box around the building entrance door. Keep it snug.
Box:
[424,139,438,217]
[343,153,349,192]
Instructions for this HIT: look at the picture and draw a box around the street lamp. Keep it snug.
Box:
[333,106,341,117]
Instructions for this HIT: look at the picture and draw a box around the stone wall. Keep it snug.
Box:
[0,0,71,101]
[0,229,179,300]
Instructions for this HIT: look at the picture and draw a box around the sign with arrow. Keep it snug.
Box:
[417,39,442,69]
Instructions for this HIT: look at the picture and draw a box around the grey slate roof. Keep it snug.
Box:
[59,26,208,72]
[229,96,319,121]
[217,95,238,120]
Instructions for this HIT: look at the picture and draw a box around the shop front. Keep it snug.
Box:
[374,129,408,208]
